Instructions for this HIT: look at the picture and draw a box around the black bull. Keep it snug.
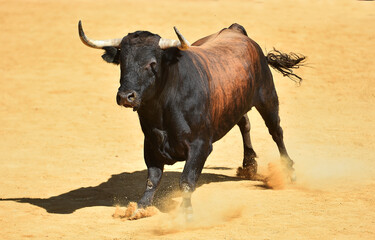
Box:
[78,22,305,219]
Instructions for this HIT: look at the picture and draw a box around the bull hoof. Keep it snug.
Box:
[178,205,194,222]
[236,159,258,180]
[184,206,194,222]
[281,156,296,183]
[287,168,297,182]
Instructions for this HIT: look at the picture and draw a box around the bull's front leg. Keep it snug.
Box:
[119,139,164,220]
[122,163,163,220]
[137,166,163,208]
[180,138,212,221]
[138,139,164,208]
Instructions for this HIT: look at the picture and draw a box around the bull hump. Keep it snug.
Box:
[228,23,248,36]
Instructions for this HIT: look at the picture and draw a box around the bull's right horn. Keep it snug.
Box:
[158,39,181,49]
[78,20,122,49]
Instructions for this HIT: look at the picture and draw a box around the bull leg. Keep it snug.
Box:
[180,139,212,221]
[137,139,164,208]
[137,166,163,208]
[236,114,258,179]
[255,89,295,180]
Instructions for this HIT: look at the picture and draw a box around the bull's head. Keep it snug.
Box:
[78,21,190,111]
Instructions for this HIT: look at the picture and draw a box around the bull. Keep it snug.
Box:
[78,21,305,220]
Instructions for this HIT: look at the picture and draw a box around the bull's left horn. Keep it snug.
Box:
[78,20,122,49]
[173,26,190,50]
[158,27,190,50]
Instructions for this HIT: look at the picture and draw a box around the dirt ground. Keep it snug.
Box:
[1,0,374,239]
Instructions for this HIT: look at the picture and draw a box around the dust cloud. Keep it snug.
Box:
[150,196,244,236]
[112,192,244,235]
[263,161,288,190]
[237,160,290,190]
[113,202,159,220]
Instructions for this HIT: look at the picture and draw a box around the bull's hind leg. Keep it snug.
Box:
[236,114,258,179]
[255,88,295,180]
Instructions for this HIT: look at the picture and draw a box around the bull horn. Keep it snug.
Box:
[78,20,122,49]
[173,26,190,50]
[158,26,190,50]
[158,39,180,49]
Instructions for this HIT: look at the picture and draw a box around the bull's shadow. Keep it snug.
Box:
[0,170,246,214]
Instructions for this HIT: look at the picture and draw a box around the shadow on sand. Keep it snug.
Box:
[0,170,260,214]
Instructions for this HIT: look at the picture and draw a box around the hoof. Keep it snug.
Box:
[281,157,296,182]
[178,205,194,222]
[236,160,258,180]
[286,168,297,182]
[184,206,194,222]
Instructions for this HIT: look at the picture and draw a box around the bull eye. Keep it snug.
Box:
[150,62,157,75]
[144,60,157,75]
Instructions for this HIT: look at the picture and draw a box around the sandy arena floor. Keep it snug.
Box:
[1,0,374,239]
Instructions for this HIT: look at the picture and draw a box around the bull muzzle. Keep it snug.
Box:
[116,91,139,110]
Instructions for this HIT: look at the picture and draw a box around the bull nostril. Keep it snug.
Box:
[126,92,135,103]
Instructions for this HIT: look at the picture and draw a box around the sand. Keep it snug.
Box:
[1,0,374,239]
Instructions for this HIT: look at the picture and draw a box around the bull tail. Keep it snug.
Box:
[265,48,306,84]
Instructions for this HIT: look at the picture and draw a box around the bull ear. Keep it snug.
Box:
[102,47,120,64]
[163,47,181,64]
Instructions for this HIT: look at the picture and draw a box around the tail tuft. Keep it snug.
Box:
[266,48,306,84]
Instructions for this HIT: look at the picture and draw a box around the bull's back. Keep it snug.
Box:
[189,29,263,141]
